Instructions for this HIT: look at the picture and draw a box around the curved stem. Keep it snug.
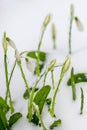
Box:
[18,62,30,94]
[50,74,64,117]
[28,72,45,121]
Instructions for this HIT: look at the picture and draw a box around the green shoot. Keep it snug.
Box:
[80,87,84,115]
[71,67,76,100]
[51,23,56,49]
[27,72,45,122]
[69,4,74,54]
[50,57,71,117]
[36,14,51,76]
[67,73,87,85]
[68,4,84,54]
[8,60,16,86]
[15,50,30,95]
[3,32,14,113]
[51,69,55,89]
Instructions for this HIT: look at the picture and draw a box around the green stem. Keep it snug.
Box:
[50,74,64,117]
[18,62,30,94]
[36,29,45,76]
[33,103,47,130]
[4,54,14,113]
[43,71,48,86]
[8,60,16,86]
[53,40,56,49]
[28,72,45,121]
[51,70,55,89]
[69,18,73,54]
[4,54,9,102]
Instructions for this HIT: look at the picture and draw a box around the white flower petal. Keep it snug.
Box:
[8,39,17,50]
[25,58,34,72]
[75,17,84,31]
[15,49,21,61]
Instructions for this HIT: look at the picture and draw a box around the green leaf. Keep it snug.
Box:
[8,112,22,127]
[0,97,9,113]
[27,51,46,62]
[31,113,39,126]
[34,63,44,75]
[67,73,87,86]
[0,108,9,130]
[50,119,61,129]
[34,85,51,113]
[23,89,30,100]
[71,67,76,100]
[80,88,84,115]
[23,88,39,100]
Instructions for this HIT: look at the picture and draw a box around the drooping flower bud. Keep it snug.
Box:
[25,58,34,72]
[75,17,84,31]
[6,37,17,50]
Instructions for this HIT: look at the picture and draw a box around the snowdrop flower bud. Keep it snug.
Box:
[75,17,84,31]
[48,59,56,71]
[25,58,34,72]
[42,14,51,33]
[61,57,71,74]
[6,37,17,50]
[43,14,51,27]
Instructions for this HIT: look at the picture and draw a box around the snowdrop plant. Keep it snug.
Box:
[2,32,15,113]
[36,14,51,76]
[69,4,84,54]
[50,57,71,117]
